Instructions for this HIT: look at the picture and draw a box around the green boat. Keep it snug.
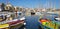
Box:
[38,13,60,29]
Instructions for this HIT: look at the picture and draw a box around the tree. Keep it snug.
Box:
[1,3,5,11]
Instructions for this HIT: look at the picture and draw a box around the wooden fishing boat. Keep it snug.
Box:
[38,13,60,29]
[0,14,25,29]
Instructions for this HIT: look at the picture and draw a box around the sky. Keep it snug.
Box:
[0,0,60,9]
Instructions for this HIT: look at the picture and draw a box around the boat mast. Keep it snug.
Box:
[6,0,9,4]
[54,1,55,12]
[50,0,52,12]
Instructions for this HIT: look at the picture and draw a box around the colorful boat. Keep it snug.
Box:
[0,14,25,29]
[38,13,60,29]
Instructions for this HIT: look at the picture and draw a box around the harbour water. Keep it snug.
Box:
[25,15,40,29]
[19,14,57,29]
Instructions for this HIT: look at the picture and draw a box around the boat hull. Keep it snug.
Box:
[0,19,25,29]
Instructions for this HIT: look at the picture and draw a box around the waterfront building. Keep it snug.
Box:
[19,6,23,12]
[42,8,46,12]
[52,9,60,16]
[5,3,14,12]
[14,6,19,11]
[25,8,31,15]
[19,7,25,16]
[34,8,38,12]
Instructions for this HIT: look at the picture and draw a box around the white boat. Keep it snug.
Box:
[0,14,26,29]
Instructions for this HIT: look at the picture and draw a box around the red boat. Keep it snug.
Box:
[0,14,26,29]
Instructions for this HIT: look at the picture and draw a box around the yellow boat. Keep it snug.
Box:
[0,14,25,29]
[0,24,9,29]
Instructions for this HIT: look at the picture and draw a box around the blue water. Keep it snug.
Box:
[25,15,40,29]
[13,15,55,29]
